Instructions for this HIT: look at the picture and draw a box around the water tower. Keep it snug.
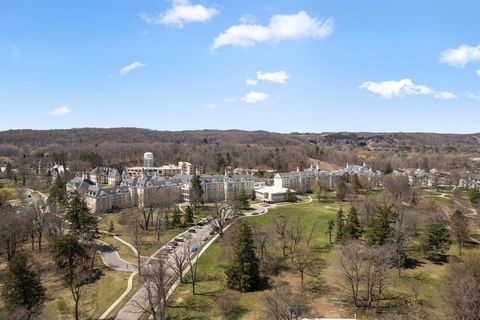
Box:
[144,152,154,168]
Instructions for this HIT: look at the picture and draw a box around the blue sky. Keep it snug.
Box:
[0,0,479,133]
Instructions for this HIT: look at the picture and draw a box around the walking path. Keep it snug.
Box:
[100,196,310,320]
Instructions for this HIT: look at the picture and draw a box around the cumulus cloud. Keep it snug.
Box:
[140,0,217,28]
[439,44,480,67]
[51,106,70,116]
[359,79,456,100]
[246,79,257,85]
[257,71,289,84]
[206,103,216,110]
[241,91,268,103]
[120,62,146,75]
[212,11,333,49]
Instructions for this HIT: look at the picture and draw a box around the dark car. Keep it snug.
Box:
[189,228,196,233]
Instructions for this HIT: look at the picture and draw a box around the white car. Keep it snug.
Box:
[165,244,174,250]
[201,236,209,241]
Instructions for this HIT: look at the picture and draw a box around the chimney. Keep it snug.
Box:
[296,167,300,172]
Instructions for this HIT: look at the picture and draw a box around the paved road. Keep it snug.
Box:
[97,240,137,272]
[114,204,266,320]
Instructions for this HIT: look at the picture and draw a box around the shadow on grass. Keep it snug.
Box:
[404,256,425,269]
[427,254,448,265]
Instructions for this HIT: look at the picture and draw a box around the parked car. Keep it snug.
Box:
[191,245,198,252]
[252,211,259,215]
[209,231,215,236]
[174,237,184,242]
[201,236,208,241]
[166,244,174,250]
[189,228,196,233]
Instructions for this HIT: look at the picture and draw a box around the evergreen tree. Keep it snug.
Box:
[365,205,395,245]
[184,206,194,225]
[225,221,260,292]
[66,192,97,239]
[335,208,345,243]
[383,162,393,175]
[326,219,335,244]
[421,223,450,259]
[48,175,67,205]
[344,207,362,240]
[250,189,256,201]
[172,208,181,226]
[336,176,347,201]
[238,189,249,209]
[285,189,297,202]
[190,173,204,214]
[2,254,45,314]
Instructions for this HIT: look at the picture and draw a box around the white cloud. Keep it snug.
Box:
[433,91,457,100]
[246,79,257,85]
[439,44,480,68]
[206,103,216,110]
[359,78,456,100]
[224,97,236,103]
[476,69,480,76]
[467,92,480,102]
[140,0,217,28]
[51,106,70,116]
[120,62,146,75]
[257,71,289,84]
[212,11,333,49]
[241,91,268,103]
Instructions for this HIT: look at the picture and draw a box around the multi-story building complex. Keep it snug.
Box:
[274,163,382,193]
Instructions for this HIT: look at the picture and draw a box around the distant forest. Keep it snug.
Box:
[0,128,478,174]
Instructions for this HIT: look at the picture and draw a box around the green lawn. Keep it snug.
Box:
[167,200,346,319]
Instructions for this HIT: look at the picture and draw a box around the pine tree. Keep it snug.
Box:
[2,254,45,314]
[421,223,451,260]
[172,208,181,226]
[66,192,97,239]
[225,221,260,292]
[336,176,347,201]
[238,189,249,209]
[184,206,194,225]
[190,173,204,214]
[326,219,335,244]
[344,207,362,240]
[365,205,395,245]
[335,208,345,243]
[251,189,256,201]
[48,175,67,205]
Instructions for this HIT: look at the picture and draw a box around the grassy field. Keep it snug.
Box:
[167,200,350,319]
[166,191,480,320]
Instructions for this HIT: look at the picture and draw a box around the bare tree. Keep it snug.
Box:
[382,174,411,202]
[305,219,319,248]
[450,210,469,256]
[186,240,200,295]
[0,204,26,261]
[274,212,290,257]
[130,220,144,275]
[288,216,303,257]
[209,202,230,238]
[28,197,48,251]
[292,247,315,291]
[135,258,171,320]
[442,255,480,320]
[166,244,189,284]
[263,281,306,320]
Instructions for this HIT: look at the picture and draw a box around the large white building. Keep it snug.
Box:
[274,163,382,193]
